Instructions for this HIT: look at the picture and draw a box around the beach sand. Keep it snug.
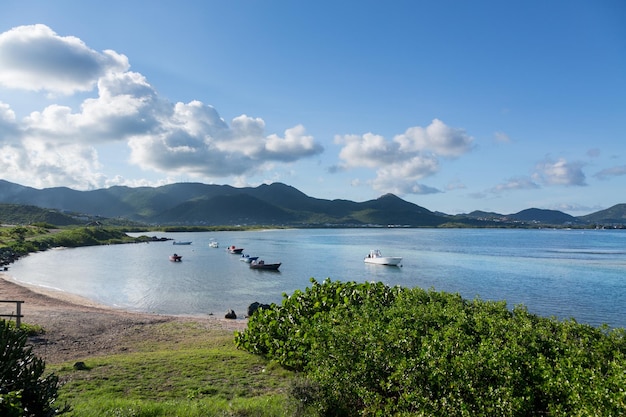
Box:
[0,273,247,364]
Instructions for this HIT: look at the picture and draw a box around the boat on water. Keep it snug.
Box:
[228,245,244,254]
[208,240,219,248]
[249,260,281,270]
[169,254,183,262]
[364,249,402,266]
[173,241,192,245]
[240,254,259,263]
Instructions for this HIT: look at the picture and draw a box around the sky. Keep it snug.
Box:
[0,1,624,216]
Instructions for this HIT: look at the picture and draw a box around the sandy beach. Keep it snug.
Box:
[0,273,247,364]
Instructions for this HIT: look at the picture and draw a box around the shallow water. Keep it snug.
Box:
[9,228,626,328]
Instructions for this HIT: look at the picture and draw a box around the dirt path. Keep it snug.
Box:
[0,273,247,364]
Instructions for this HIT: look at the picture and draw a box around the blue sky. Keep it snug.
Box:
[0,1,624,215]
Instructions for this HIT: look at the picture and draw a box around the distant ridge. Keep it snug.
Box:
[0,179,624,227]
[509,208,580,225]
[578,204,626,225]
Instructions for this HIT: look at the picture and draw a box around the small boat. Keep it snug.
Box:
[240,254,259,263]
[250,260,281,270]
[173,241,192,245]
[228,245,244,254]
[208,240,219,248]
[169,253,183,262]
[364,249,402,266]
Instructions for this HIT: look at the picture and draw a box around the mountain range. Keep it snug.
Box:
[0,179,624,227]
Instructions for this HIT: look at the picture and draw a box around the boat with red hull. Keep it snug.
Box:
[228,245,244,254]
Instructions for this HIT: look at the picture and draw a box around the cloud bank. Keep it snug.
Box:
[0,25,323,189]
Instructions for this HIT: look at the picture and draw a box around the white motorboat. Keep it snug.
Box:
[364,249,402,266]
[240,254,259,263]
[209,240,219,248]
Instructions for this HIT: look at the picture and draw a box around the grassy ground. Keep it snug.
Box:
[48,321,301,417]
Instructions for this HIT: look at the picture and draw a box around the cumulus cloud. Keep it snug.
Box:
[394,118,474,157]
[265,124,323,162]
[532,158,586,186]
[0,24,128,94]
[0,24,324,189]
[334,119,473,195]
[336,133,400,168]
[0,102,19,141]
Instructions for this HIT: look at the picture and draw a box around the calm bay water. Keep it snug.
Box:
[8,228,626,328]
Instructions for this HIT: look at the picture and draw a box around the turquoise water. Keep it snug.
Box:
[8,228,626,328]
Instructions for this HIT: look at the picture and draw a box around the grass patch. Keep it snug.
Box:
[63,395,297,417]
[48,322,298,416]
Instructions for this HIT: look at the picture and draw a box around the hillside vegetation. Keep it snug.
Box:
[0,225,157,266]
[4,179,625,227]
[236,279,626,416]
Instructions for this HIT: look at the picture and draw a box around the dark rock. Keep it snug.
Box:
[73,361,88,370]
[225,309,237,319]
[247,301,271,316]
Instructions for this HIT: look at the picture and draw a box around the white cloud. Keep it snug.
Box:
[394,118,474,157]
[0,24,324,189]
[533,158,586,186]
[265,124,323,162]
[335,133,399,168]
[0,140,105,189]
[334,119,472,195]
[0,101,19,141]
[0,24,128,94]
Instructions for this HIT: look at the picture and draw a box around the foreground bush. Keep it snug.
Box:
[235,278,626,416]
[0,320,69,416]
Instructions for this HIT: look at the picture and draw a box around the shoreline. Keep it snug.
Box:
[0,272,249,322]
[0,272,248,364]
[1,272,116,309]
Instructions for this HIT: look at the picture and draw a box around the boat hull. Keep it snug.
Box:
[250,263,281,270]
[364,257,402,266]
[228,246,244,254]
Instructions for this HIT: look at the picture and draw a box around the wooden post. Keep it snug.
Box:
[0,300,24,327]
[15,301,21,327]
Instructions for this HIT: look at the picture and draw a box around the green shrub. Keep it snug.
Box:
[236,279,626,416]
[0,320,69,416]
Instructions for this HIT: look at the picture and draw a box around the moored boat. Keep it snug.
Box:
[364,249,402,266]
[169,253,183,262]
[228,245,244,254]
[240,254,259,263]
[249,260,281,270]
[173,241,192,245]
[208,240,219,248]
